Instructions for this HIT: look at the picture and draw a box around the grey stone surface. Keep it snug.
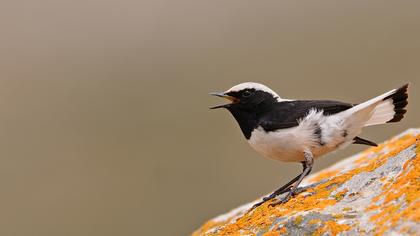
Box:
[193,129,420,236]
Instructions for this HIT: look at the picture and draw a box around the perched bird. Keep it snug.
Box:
[210,82,409,208]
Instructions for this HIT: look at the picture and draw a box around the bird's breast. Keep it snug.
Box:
[248,126,309,162]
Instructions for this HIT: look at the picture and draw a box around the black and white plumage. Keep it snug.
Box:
[210,82,409,208]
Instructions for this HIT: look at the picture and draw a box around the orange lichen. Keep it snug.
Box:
[308,219,321,225]
[379,176,387,182]
[333,189,348,201]
[353,153,372,165]
[262,231,280,236]
[342,207,352,212]
[277,227,287,235]
[294,215,304,225]
[308,169,339,183]
[192,220,226,236]
[314,221,351,236]
[193,132,419,236]
[367,134,420,235]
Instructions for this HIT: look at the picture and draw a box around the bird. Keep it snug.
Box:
[210,82,409,209]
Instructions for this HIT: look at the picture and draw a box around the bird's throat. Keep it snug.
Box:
[227,108,258,140]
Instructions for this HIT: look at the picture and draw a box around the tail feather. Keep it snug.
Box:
[337,84,409,139]
[365,84,409,126]
[384,84,409,123]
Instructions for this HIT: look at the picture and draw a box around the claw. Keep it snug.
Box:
[269,194,292,207]
[249,192,277,210]
[249,193,276,211]
[262,195,274,201]
[268,189,296,207]
[248,180,326,212]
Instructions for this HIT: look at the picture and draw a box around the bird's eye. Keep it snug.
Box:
[242,91,252,98]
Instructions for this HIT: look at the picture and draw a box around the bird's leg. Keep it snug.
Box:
[250,162,308,210]
[270,150,314,206]
[263,161,309,201]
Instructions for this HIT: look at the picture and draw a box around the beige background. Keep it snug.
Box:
[0,1,419,235]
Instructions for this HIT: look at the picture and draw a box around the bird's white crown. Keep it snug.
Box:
[227,82,281,99]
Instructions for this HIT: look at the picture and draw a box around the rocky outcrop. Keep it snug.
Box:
[193,129,420,236]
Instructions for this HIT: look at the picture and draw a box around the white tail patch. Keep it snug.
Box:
[365,99,395,126]
[337,87,402,138]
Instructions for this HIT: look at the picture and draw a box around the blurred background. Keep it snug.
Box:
[0,0,419,235]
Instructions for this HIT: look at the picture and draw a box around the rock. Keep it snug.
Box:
[193,129,420,236]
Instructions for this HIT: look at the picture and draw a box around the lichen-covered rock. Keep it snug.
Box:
[193,129,420,236]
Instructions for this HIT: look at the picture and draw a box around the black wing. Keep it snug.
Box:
[259,100,354,131]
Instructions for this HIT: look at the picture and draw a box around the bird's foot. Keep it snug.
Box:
[268,184,317,207]
[249,180,328,212]
[249,195,274,211]
[249,186,292,211]
[269,191,294,207]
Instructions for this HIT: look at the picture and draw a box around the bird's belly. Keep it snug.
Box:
[248,126,309,162]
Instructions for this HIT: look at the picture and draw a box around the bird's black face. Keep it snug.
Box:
[210,88,276,112]
[210,84,279,139]
[210,87,278,139]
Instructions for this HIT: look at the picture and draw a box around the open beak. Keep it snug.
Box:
[209,92,239,109]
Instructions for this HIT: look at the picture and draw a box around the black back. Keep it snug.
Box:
[259,100,354,132]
